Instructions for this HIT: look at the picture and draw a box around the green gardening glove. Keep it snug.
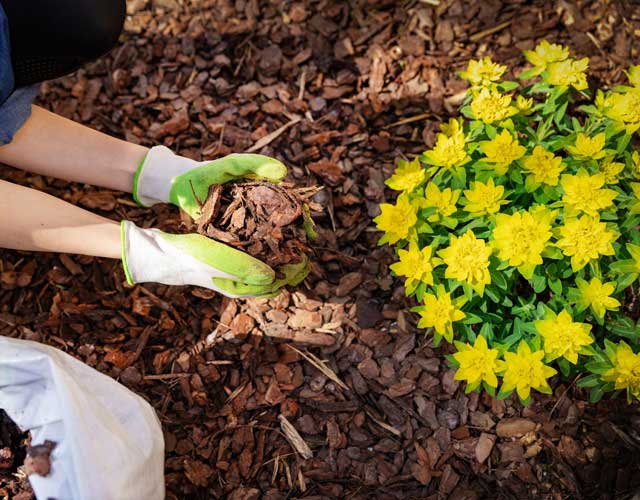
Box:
[121,220,281,298]
[212,256,310,298]
[133,146,287,218]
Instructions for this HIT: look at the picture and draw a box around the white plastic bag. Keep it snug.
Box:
[0,336,165,500]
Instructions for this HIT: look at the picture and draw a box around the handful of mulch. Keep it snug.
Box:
[194,181,322,269]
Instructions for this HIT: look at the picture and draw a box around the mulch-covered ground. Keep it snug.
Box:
[2,0,640,498]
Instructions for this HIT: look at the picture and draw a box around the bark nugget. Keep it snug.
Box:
[195,181,321,268]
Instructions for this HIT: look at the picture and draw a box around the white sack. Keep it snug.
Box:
[0,336,165,500]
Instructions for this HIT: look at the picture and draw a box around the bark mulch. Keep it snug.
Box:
[2,1,640,499]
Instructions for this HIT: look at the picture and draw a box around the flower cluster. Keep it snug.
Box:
[375,41,640,404]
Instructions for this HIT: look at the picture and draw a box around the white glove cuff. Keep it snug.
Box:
[133,145,200,207]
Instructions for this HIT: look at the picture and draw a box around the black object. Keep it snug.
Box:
[0,0,125,86]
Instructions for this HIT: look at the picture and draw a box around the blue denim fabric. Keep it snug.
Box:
[0,4,38,145]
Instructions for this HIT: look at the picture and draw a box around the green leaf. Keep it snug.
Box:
[557,358,571,378]
[462,281,474,301]
[614,273,638,293]
[518,67,540,80]
[503,330,523,348]
[458,323,476,344]
[479,322,494,343]
[609,316,638,340]
[541,246,564,260]
[553,100,569,127]
[497,386,513,400]
[576,374,601,388]
[483,382,496,397]
[616,133,631,154]
[463,312,484,325]
[548,278,563,296]
[610,260,639,274]
[524,174,539,192]
[529,335,542,351]
[485,124,498,139]
[498,81,520,92]
[585,361,612,375]
[484,286,501,304]
[532,274,546,293]
[451,167,467,190]
[589,385,605,403]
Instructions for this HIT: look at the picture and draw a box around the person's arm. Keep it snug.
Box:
[0,179,121,257]
[0,106,148,192]
[0,105,288,219]
[0,179,300,297]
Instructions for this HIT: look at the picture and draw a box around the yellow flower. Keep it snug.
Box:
[374,194,417,245]
[524,40,569,74]
[626,65,640,87]
[385,158,425,192]
[497,341,557,401]
[515,95,533,113]
[440,117,464,137]
[604,89,640,135]
[479,129,526,175]
[491,207,555,279]
[422,132,470,169]
[459,57,507,87]
[438,230,492,296]
[599,158,625,184]
[521,146,565,186]
[602,341,640,401]
[595,89,613,114]
[423,182,460,220]
[453,335,500,389]
[630,183,640,214]
[556,215,618,271]
[470,88,517,124]
[566,132,606,160]
[416,285,466,342]
[390,241,436,294]
[546,58,589,90]
[560,169,617,216]
[575,277,620,319]
[534,309,593,364]
[461,178,508,216]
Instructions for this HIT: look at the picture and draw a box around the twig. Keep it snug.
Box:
[246,117,301,153]
[469,20,512,42]
[130,326,152,365]
[366,410,402,437]
[278,415,313,459]
[298,67,307,101]
[288,345,349,391]
[225,382,247,403]
[382,112,432,130]
[144,373,189,380]
[549,374,582,419]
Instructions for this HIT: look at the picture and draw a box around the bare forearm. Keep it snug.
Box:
[0,106,148,192]
[0,180,121,258]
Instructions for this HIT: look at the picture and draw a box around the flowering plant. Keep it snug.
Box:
[376,41,640,404]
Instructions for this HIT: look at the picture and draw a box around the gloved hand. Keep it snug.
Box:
[120,220,301,298]
[133,145,287,218]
